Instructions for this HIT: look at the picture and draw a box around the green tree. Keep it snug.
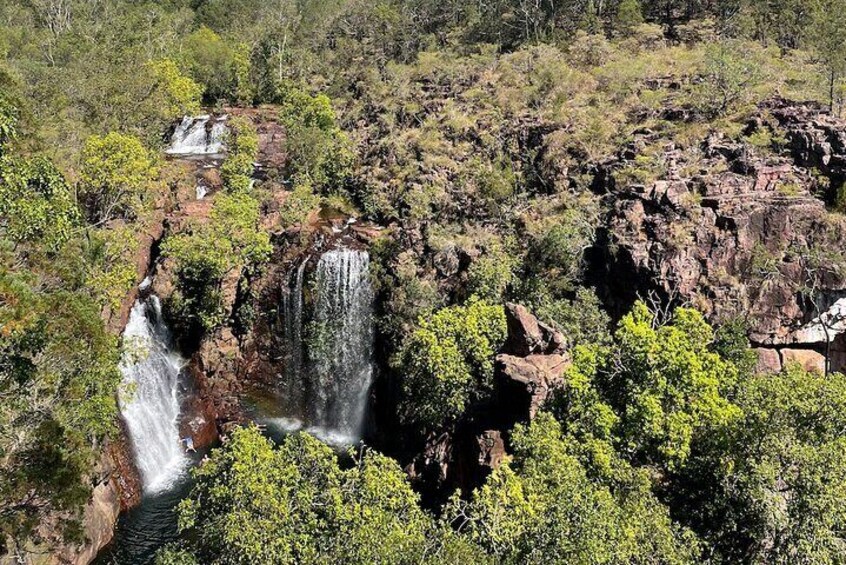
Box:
[607,302,742,468]
[182,26,239,103]
[668,365,846,563]
[461,413,700,564]
[693,41,766,118]
[220,116,259,192]
[0,94,17,152]
[277,82,353,189]
[0,155,78,250]
[614,0,644,36]
[809,0,846,113]
[78,132,154,223]
[170,426,480,564]
[146,59,203,118]
[0,269,121,546]
[399,298,506,430]
[163,191,271,335]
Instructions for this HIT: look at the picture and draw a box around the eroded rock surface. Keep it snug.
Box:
[599,99,846,371]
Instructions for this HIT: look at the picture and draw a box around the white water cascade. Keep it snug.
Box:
[119,297,186,492]
[277,248,375,445]
[166,115,227,155]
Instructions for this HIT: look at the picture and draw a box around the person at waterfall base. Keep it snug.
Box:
[181,437,195,453]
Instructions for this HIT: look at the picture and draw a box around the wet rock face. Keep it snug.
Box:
[599,100,846,354]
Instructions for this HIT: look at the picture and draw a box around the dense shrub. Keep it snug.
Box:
[220,116,259,192]
[78,132,155,223]
[399,298,506,430]
[162,191,271,335]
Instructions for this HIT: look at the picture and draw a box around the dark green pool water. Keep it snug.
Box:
[93,449,206,565]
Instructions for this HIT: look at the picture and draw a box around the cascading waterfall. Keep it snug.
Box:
[166,115,227,155]
[277,248,375,444]
[280,260,308,420]
[119,297,186,492]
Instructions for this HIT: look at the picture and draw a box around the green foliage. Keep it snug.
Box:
[154,545,199,565]
[0,94,18,151]
[530,287,612,348]
[808,0,846,111]
[466,239,519,301]
[279,179,321,228]
[277,82,353,189]
[669,366,846,563]
[220,116,259,192]
[692,41,767,118]
[0,269,121,544]
[523,194,599,296]
[84,226,138,312]
[0,155,78,250]
[462,413,700,564]
[399,298,506,429]
[146,59,203,118]
[78,132,155,223]
[163,191,271,334]
[614,0,644,36]
[608,302,742,468]
[169,426,478,564]
[183,26,254,104]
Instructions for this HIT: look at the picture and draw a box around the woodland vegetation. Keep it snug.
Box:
[2,0,846,563]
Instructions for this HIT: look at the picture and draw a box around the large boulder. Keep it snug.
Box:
[495,353,570,421]
[503,302,567,356]
[781,348,826,373]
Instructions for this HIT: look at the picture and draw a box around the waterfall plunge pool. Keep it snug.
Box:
[98,246,376,563]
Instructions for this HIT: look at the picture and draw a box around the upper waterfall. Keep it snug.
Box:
[276,248,375,445]
[166,115,227,156]
[119,297,186,492]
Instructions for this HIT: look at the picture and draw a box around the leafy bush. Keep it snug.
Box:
[162,191,271,335]
[220,116,258,192]
[0,155,78,250]
[146,59,203,118]
[277,82,354,189]
[399,298,506,430]
[607,302,742,468]
[279,178,321,228]
[78,132,155,223]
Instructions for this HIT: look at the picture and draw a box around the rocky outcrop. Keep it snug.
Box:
[495,354,569,421]
[503,302,568,356]
[406,303,570,499]
[598,100,846,371]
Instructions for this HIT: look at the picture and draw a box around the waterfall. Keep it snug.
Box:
[119,297,186,492]
[280,260,308,419]
[166,115,227,155]
[277,248,375,445]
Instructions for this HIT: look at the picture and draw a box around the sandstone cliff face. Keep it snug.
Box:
[597,99,846,372]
